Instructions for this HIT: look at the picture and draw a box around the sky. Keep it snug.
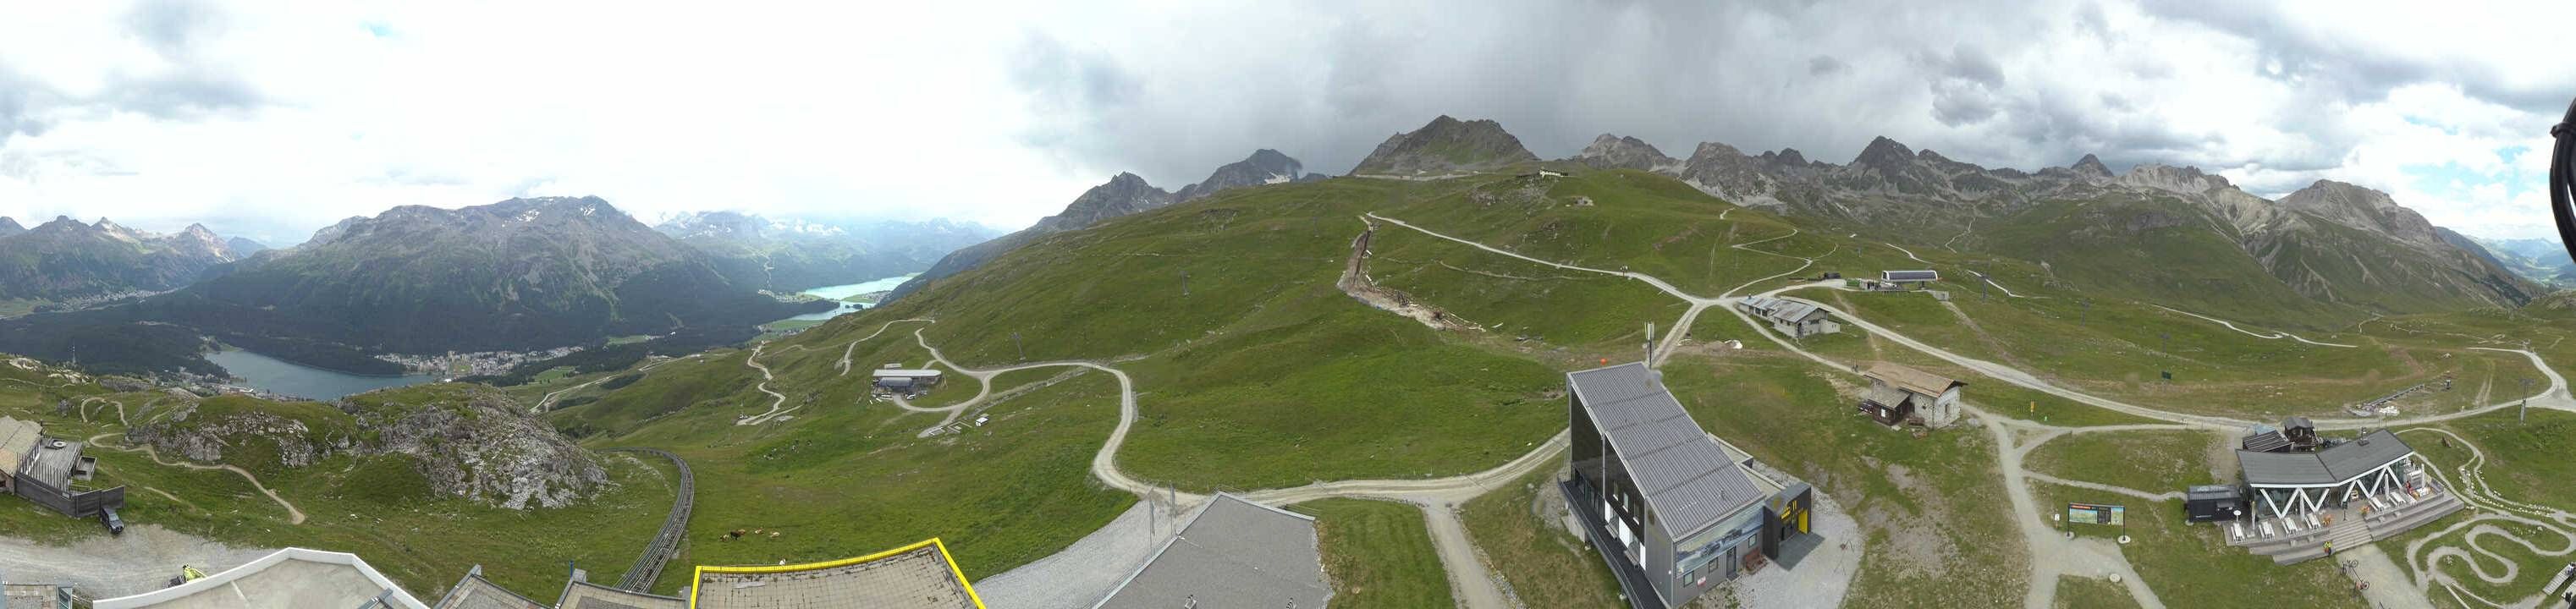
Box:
[1,1,2571,246]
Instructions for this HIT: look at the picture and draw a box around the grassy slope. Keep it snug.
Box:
[1291,498,1455,608]
[2053,576,2142,609]
[2024,429,2223,495]
[1461,465,1626,609]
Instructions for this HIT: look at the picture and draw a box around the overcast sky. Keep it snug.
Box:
[2,1,2570,245]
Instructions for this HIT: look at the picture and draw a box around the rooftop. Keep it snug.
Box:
[690,539,981,609]
[2238,430,2417,486]
[15,438,84,488]
[432,568,545,609]
[1093,493,1331,609]
[1568,363,1770,540]
[872,370,944,377]
[555,580,684,609]
[1863,363,1963,398]
[92,548,429,609]
[0,416,41,476]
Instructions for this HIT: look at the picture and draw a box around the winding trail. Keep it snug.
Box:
[2150,305,2358,348]
[2397,427,2576,608]
[837,318,937,376]
[532,353,701,414]
[85,432,306,525]
[732,345,796,425]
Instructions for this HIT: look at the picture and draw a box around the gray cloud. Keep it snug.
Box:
[2139,0,2572,115]
[124,0,226,60]
[1808,55,1849,76]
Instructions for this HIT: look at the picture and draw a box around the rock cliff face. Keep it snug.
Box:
[1175,149,1308,202]
[124,386,608,509]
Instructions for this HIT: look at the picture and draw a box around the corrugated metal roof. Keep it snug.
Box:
[1882,270,1938,282]
[1568,363,1769,540]
[2240,431,2290,453]
[2238,430,2416,486]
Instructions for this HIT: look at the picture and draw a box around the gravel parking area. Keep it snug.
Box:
[1721,491,1862,609]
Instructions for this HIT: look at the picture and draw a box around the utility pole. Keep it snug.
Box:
[1181,271,1190,297]
[1644,321,1657,366]
[2524,377,2535,423]
[1014,332,1026,362]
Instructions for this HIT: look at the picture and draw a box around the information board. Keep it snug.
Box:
[2067,502,2126,526]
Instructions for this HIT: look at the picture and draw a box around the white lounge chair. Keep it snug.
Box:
[2260,522,2276,538]
[2283,518,2300,533]
[2230,523,2246,541]
[2370,494,2387,509]
[2308,513,2323,529]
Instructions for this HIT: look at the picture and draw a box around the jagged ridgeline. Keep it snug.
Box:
[0,216,250,301]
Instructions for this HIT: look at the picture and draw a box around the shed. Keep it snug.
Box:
[1858,364,1966,428]
[1881,270,1939,283]
[2185,486,2244,523]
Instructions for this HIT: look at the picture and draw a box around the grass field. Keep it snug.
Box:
[2054,575,2141,609]
[1291,498,1454,608]
[2025,428,2225,496]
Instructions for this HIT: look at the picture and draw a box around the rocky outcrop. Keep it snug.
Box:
[1349,115,1538,176]
[354,385,608,509]
[124,386,608,510]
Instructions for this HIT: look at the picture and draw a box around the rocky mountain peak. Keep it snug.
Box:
[1852,136,1917,169]
[0,217,22,238]
[1349,115,1539,176]
[1039,173,1175,232]
[2070,154,2115,179]
[2277,179,2442,249]
[1176,149,1308,201]
[182,223,219,239]
[1771,148,1811,166]
[1571,134,1677,172]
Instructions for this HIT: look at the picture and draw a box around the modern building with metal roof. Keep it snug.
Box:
[2236,430,2425,518]
[1092,493,1331,609]
[1564,362,1814,609]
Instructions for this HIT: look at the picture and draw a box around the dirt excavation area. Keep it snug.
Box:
[0,525,273,600]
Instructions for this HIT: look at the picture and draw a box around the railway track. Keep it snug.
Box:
[604,447,694,592]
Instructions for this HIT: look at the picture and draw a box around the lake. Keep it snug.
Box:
[206,348,441,401]
[783,273,919,321]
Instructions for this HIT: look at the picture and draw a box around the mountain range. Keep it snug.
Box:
[0,197,823,375]
[1570,132,2539,316]
[0,216,248,301]
[653,211,999,292]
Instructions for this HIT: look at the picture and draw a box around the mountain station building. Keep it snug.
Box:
[1563,363,1816,609]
